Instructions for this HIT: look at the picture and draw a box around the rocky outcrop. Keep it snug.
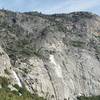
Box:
[0,10,100,100]
[0,46,11,76]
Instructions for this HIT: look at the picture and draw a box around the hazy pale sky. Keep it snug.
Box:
[0,0,100,15]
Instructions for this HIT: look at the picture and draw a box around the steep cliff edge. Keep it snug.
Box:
[0,10,100,100]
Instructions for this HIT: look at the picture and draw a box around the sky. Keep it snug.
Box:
[0,0,100,15]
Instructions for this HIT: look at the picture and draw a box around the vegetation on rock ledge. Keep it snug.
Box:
[0,77,45,100]
[77,95,100,100]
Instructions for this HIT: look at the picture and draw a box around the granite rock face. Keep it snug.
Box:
[0,10,100,100]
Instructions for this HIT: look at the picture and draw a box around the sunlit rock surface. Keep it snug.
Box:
[0,10,100,100]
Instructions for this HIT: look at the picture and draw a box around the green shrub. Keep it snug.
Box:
[77,95,100,100]
[0,76,9,88]
[71,41,85,47]
[11,90,19,96]
[0,84,46,100]
[0,77,45,100]
[4,69,11,75]
[13,84,20,90]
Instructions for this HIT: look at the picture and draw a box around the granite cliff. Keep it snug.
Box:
[0,10,100,100]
